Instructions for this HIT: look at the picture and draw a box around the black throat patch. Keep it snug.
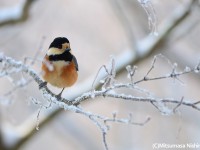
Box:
[49,50,73,62]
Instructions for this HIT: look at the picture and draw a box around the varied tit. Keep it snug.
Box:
[41,37,78,98]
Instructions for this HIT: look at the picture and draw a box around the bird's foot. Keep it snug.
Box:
[55,93,62,99]
[55,88,64,99]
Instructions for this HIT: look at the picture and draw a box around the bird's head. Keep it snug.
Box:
[47,37,71,56]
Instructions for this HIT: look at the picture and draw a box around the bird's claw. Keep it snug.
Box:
[55,93,62,99]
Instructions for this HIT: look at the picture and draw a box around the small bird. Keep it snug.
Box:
[41,37,78,98]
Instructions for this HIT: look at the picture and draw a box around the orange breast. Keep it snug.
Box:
[42,56,78,88]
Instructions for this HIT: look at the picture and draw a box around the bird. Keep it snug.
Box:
[41,37,78,98]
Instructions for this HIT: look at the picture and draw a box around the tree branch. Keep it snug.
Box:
[1,50,200,149]
[0,0,35,26]
[0,1,196,150]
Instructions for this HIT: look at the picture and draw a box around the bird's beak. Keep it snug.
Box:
[66,48,71,52]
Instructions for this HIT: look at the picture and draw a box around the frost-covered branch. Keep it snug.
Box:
[0,54,150,150]
[73,89,200,112]
[1,52,200,149]
[0,54,74,105]
[137,0,158,35]
[0,1,196,149]
[73,54,200,114]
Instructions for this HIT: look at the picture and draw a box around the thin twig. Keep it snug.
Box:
[173,97,184,113]
[92,65,108,91]
[102,132,109,150]
[0,1,195,150]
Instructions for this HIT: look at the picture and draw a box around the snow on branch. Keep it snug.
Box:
[0,0,34,26]
[1,53,200,149]
[137,0,158,35]
[0,1,197,150]
[0,54,150,150]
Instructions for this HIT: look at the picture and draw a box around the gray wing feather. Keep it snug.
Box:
[72,56,79,71]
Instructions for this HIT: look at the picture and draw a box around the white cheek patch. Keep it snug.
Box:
[47,48,64,56]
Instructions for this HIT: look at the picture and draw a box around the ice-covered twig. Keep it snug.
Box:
[0,1,196,149]
[73,90,200,112]
[173,97,184,113]
[92,57,116,91]
[1,54,198,111]
[0,54,151,150]
[72,55,200,113]
[30,97,53,130]
[104,112,151,126]
[3,78,32,96]
[137,0,158,35]
[1,50,200,150]
[0,54,73,105]
[126,65,137,84]
[134,54,197,85]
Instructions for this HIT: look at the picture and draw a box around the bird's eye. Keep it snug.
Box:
[58,45,62,49]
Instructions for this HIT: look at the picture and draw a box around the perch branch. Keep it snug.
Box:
[0,1,196,150]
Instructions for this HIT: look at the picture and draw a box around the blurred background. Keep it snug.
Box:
[0,0,200,150]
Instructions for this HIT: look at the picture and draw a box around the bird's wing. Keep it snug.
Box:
[72,55,79,71]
